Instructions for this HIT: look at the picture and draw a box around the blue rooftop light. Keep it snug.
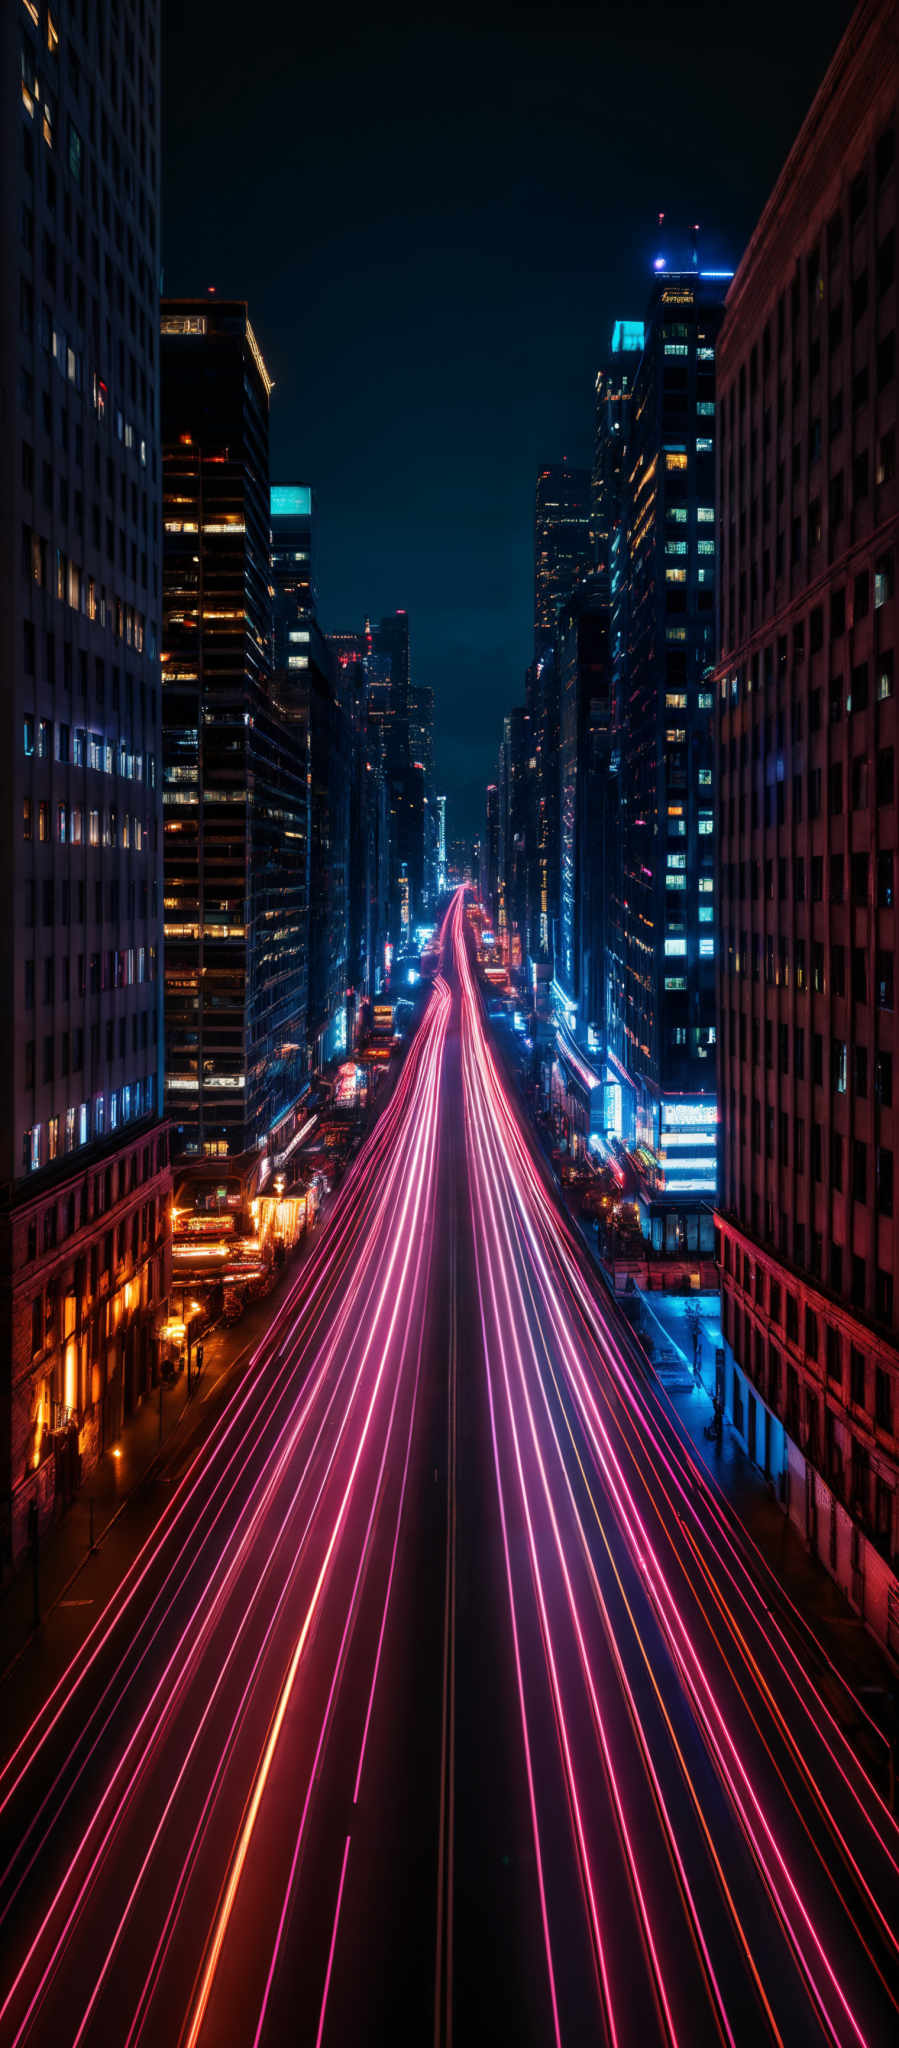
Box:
[271,485,311,518]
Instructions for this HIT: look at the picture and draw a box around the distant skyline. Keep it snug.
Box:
[163,0,851,836]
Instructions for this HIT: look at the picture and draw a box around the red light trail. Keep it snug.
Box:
[0,890,896,2045]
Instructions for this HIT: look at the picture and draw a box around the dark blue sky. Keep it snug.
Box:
[164,1,850,837]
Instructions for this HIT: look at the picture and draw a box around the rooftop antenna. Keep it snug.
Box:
[691,223,700,271]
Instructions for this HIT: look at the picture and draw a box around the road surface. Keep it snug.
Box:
[1,891,897,2046]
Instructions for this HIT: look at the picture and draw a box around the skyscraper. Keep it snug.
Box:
[607,267,726,1251]
[161,302,309,1156]
[534,461,592,658]
[270,481,313,666]
[436,794,447,894]
[715,0,899,1643]
[0,0,171,1552]
[482,783,500,930]
[592,319,644,597]
[373,610,410,711]
[557,584,614,1035]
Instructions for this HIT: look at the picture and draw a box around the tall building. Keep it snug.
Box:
[500,707,532,970]
[557,583,614,1034]
[534,461,592,658]
[592,319,644,595]
[436,793,447,894]
[530,647,560,971]
[0,0,171,1554]
[301,629,351,1064]
[715,0,899,1643]
[482,783,500,927]
[606,266,726,1251]
[270,481,313,664]
[373,609,410,711]
[161,302,309,1157]
[329,629,390,1016]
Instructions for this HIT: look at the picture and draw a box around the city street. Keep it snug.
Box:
[1,894,898,2046]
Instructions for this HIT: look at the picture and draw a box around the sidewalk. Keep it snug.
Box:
[0,1221,322,1679]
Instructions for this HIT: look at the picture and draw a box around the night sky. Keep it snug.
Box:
[163,0,850,837]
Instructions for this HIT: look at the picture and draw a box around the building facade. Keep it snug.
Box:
[715,0,899,1646]
[592,319,644,596]
[607,268,726,1250]
[0,0,171,1557]
[534,462,592,660]
[161,301,309,1157]
[557,583,614,1036]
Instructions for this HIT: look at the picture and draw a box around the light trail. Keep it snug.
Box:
[0,961,452,2048]
[453,888,899,2047]
[1,888,897,2047]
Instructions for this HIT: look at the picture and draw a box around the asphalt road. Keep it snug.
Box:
[1,893,898,2047]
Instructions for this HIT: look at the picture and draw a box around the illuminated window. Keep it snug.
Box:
[665,452,688,472]
[665,976,687,990]
[665,541,687,556]
[699,937,715,956]
[697,506,714,522]
[666,626,687,642]
[664,937,687,956]
[667,872,686,890]
[697,538,714,555]
[698,812,714,835]
[665,343,688,357]
[666,728,686,743]
[698,690,714,709]
[696,437,713,453]
[698,768,712,785]
[698,877,714,893]
[666,693,687,708]
[697,400,715,415]
[667,506,688,523]
[699,905,714,922]
[667,853,686,868]
[666,568,686,583]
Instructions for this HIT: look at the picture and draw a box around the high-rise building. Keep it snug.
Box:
[500,707,532,969]
[606,267,726,1251]
[592,319,644,596]
[534,461,592,658]
[270,481,313,665]
[0,1,171,1553]
[373,610,410,711]
[529,648,560,973]
[436,794,447,894]
[161,302,309,1156]
[482,784,500,927]
[329,630,390,1016]
[557,584,614,1034]
[300,630,351,1063]
[715,0,899,1643]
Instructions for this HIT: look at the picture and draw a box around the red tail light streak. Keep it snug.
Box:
[0,890,896,2046]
